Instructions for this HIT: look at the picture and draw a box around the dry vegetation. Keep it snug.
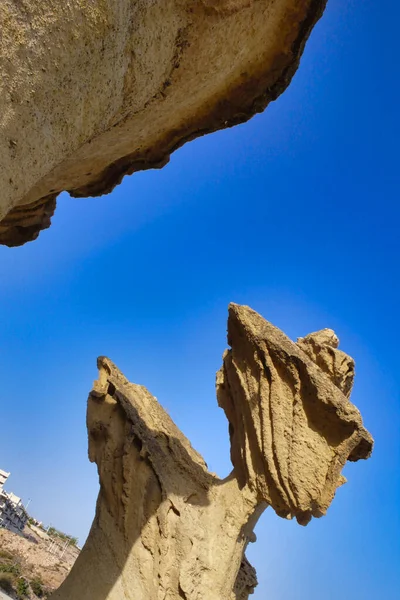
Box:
[0,526,79,599]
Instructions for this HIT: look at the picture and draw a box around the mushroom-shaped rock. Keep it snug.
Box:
[52,305,372,600]
[0,0,327,246]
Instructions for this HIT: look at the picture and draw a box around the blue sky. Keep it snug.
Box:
[0,0,399,598]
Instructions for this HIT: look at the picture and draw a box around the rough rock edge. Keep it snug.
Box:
[0,0,327,247]
[0,194,56,247]
[70,0,326,200]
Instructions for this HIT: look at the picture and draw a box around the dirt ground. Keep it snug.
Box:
[0,525,79,597]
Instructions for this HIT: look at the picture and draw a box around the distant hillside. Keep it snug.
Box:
[0,525,79,599]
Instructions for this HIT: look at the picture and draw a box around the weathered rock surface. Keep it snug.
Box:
[218,305,372,526]
[52,304,372,600]
[0,0,327,246]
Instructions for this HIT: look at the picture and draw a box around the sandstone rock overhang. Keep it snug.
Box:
[0,0,327,247]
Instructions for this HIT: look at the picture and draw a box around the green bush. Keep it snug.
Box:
[0,561,21,575]
[16,577,29,598]
[0,572,14,595]
[31,576,45,597]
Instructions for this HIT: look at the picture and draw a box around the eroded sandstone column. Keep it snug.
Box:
[52,304,372,600]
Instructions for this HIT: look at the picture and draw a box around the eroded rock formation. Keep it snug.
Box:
[52,304,372,600]
[0,0,327,246]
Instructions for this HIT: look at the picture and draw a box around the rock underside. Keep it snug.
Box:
[51,304,372,600]
[0,0,327,246]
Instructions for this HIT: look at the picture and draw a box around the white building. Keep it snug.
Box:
[0,470,28,534]
[0,469,10,490]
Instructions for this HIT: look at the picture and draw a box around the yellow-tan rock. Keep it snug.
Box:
[52,305,372,600]
[0,0,327,246]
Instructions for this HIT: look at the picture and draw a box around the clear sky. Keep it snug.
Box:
[0,0,399,598]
